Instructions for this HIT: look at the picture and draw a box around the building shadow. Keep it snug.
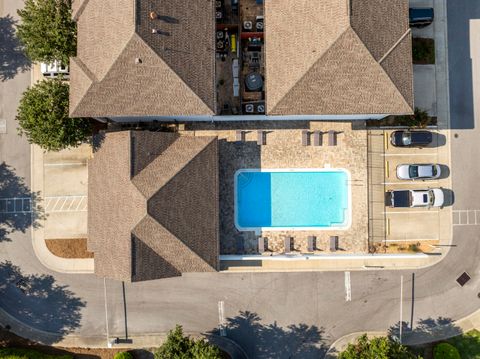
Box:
[0,15,31,82]
[209,310,328,358]
[0,162,44,242]
[388,317,462,346]
[0,261,85,344]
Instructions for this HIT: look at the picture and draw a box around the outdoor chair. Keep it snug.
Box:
[236,130,245,143]
[313,131,322,146]
[328,130,337,146]
[284,236,292,253]
[307,235,315,252]
[258,237,265,254]
[257,130,266,145]
[330,236,338,252]
[302,130,309,146]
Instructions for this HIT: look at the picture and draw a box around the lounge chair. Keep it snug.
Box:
[330,236,338,252]
[307,235,315,252]
[302,130,309,146]
[328,130,337,146]
[236,130,245,143]
[258,237,265,254]
[313,131,322,146]
[284,236,292,253]
[257,130,266,145]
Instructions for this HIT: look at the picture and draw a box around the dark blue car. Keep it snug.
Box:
[409,8,434,28]
[390,130,433,147]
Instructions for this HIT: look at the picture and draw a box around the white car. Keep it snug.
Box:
[40,61,69,79]
[387,188,444,208]
[396,164,441,180]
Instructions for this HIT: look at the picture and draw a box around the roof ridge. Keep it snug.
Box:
[134,215,217,271]
[72,0,90,20]
[133,34,215,113]
[378,28,411,64]
[348,28,413,113]
[269,27,351,114]
[132,135,215,198]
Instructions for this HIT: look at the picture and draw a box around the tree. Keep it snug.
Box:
[16,79,91,151]
[338,334,421,359]
[434,343,460,359]
[155,325,222,359]
[17,0,76,64]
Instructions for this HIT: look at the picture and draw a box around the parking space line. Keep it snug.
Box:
[0,197,32,213]
[218,301,226,336]
[385,238,438,242]
[344,272,351,302]
[44,162,86,166]
[382,181,439,185]
[381,153,438,157]
[384,210,439,215]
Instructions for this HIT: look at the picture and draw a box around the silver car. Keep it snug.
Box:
[396,164,441,180]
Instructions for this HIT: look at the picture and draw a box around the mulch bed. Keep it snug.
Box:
[0,327,151,359]
[45,239,94,259]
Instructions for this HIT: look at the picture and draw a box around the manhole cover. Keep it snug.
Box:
[456,272,471,287]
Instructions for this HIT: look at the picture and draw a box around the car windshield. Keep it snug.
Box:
[402,132,412,145]
[409,166,419,178]
[431,166,437,176]
[429,191,435,205]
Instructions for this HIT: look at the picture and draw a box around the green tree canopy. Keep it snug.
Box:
[16,79,91,151]
[338,334,420,359]
[17,0,76,64]
[155,325,222,359]
[434,343,461,359]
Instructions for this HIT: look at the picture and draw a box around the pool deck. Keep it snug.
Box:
[182,121,369,255]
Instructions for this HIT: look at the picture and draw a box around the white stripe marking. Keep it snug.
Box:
[218,301,226,336]
[344,271,351,302]
[44,162,86,166]
[384,210,439,214]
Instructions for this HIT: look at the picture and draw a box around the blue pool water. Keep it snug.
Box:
[235,170,349,229]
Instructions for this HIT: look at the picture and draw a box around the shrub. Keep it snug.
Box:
[338,334,420,359]
[155,325,222,359]
[0,348,72,359]
[16,79,91,151]
[434,343,461,359]
[113,352,133,359]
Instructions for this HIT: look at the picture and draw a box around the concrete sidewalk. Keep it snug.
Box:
[31,144,94,274]
[325,306,480,358]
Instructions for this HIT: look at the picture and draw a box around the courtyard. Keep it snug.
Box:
[183,121,369,255]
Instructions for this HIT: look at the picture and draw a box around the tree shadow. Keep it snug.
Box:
[0,15,31,81]
[0,261,85,344]
[388,317,462,346]
[0,162,44,242]
[208,311,327,358]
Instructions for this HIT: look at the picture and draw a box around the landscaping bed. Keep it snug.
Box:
[45,239,93,259]
[0,327,132,359]
[413,37,435,64]
[410,329,480,359]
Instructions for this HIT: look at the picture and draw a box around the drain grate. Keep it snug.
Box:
[456,272,471,287]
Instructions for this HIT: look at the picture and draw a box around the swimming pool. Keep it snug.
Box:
[234,169,351,231]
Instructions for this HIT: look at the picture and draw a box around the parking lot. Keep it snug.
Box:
[369,129,452,249]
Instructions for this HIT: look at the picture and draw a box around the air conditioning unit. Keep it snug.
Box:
[243,21,253,30]
[245,104,255,113]
[257,104,265,113]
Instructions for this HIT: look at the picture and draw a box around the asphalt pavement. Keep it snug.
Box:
[1,1,480,359]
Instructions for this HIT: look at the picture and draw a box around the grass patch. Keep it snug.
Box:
[413,38,435,64]
[447,329,480,358]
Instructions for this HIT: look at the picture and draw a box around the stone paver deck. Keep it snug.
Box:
[185,121,369,255]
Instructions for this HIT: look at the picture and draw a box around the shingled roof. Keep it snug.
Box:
[88,131,219,282]
[265,0,414,116]
[70,0,215,118]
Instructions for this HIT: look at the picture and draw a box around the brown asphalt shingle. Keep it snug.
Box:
[265,0,413,116]
[70,0,215,117]
[88,131,219,282]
